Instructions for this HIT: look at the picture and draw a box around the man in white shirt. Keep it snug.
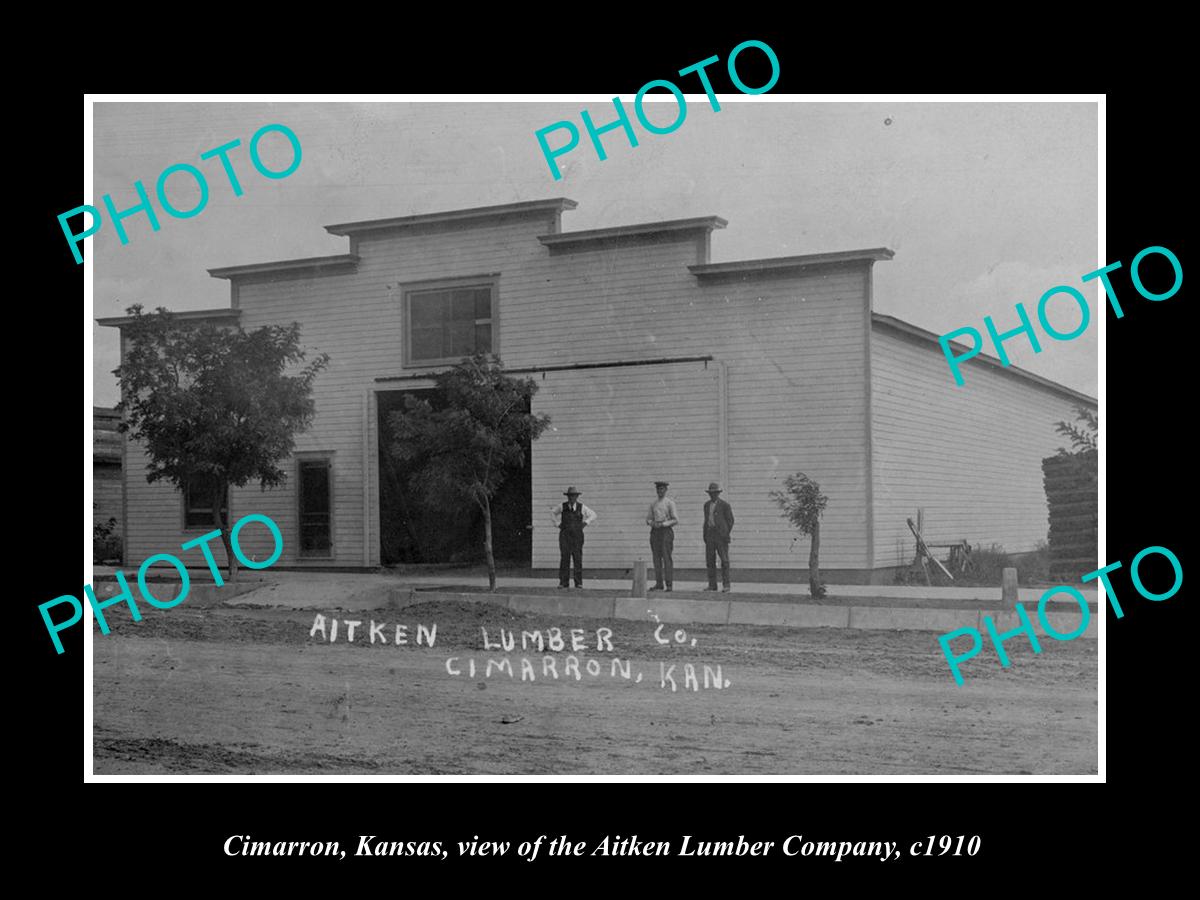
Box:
[645,480,679,591]
[552,486,597,588]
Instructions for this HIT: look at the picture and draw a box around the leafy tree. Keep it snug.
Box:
[388,353,550,590]
[1054,405,1098,454]
[115,305,329,582]
[770,472,830,599]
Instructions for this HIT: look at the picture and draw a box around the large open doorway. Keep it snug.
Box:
[377,389,532,566]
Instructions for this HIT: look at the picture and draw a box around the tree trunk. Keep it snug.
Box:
[214,482,238,585]
[808,520,822,599]
[482,497,496,591]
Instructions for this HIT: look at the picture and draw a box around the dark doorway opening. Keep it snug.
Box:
[377,389,532,566]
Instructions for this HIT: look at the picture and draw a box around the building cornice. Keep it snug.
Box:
[96,308,242,328]
[538,216,728,250]
[325,198,579,237]
[689,248,895,279]
[208,255,359,280]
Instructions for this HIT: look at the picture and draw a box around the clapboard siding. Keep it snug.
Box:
[869,325,1093,568]
[93,409,124,532]
[123,444,215,570]
[532,363,720,569]
[517,241,873,570]
[93,468,123,530]
[124,215,558,568]
[123,209,877,571]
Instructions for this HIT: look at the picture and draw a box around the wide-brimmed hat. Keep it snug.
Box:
[706,482,722,493]
[563,486,581,496]
[654,480,670,488]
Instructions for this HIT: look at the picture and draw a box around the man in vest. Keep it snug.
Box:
[552,486,597,588]
[702,482,736,592]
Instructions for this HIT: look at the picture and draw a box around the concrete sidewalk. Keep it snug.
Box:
[88,567,1098,637]
[91,566,1095,603]
[381,574,1096,605]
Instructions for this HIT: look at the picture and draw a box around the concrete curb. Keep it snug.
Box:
[985,606,1097,640]
[729,602,850,628]
[615,597,731,624]
[391,588,1099,639]
[91,581,261,609]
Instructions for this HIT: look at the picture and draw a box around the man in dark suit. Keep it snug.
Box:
[702,482,735,592]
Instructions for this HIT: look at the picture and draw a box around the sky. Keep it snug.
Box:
[90,99,1098,406]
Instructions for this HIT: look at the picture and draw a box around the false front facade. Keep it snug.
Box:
[102,198,1094,581]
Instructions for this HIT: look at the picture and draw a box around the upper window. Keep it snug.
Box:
[404,281,495,366]
[184,474,229,529]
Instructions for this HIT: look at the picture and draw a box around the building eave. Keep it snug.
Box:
[872,313,1097,405]
[325,198,579,236]
[208,254,359,280]
[96,308,242,328]
[689,247,895,279]
[538,216,728,249]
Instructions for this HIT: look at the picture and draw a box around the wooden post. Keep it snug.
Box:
[1001,567,1019,606]
[632,559,647,598]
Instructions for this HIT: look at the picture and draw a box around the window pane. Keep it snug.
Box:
[300,462,330,514]
[410,293,445,328]
[186,479,208,509]
[450,289,476,323]
[411,326,444,360]
[185,474,227,528]
[299,460,332,555]
[408,284,494,363]
[475,323,492,353]
[474,288,492,320]
[447,321,475,356]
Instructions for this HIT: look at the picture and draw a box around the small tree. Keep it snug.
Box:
[388,353,550,590]
[770,472,830,599]
[115,305,329,582]
[1045,405,1098,580]
[1054,405,1098,455]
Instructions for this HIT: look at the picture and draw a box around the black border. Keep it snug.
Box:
[30,43,1181,880]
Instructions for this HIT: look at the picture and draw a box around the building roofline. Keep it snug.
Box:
[872,313,1097,405]
[96,308,242,328]
[208,254,359,280]
[538,216,728,248]
[689,247,895,278]
[325,198,579,236]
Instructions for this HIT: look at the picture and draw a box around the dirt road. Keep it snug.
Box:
[92,600,1097,775]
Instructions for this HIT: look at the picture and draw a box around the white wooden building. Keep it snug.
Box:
[101,198,1095,581]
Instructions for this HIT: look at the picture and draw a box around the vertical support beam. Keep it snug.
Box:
[863,262,876,572]
[717,360,729,491]
[529,379,544,570]
[118,329,129,570]
[362,389,371,566]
